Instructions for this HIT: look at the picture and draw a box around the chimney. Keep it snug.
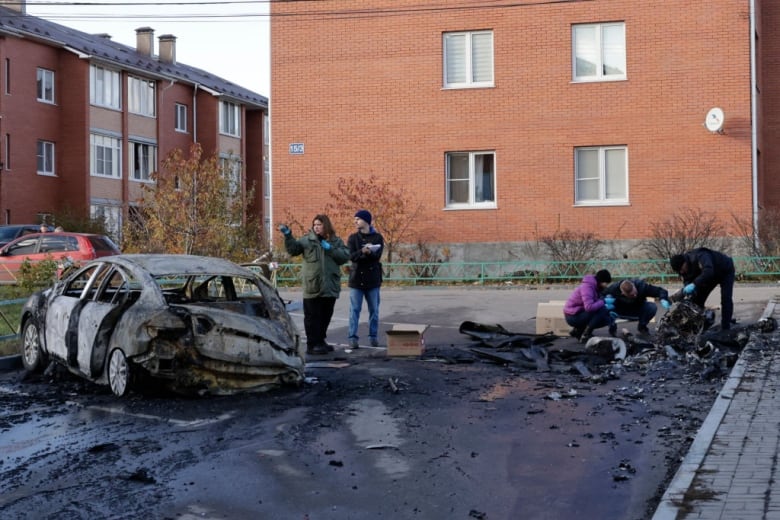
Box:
[0,0,25,13]
[135,27,154,56]
[158,34,177,64]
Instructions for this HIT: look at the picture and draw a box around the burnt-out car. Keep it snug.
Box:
[19,254,304,397]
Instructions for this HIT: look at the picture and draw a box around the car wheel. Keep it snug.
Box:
[108,349,131,397]
[20,318,46,372]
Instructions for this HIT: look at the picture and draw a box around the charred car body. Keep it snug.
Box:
[19,254,304,396]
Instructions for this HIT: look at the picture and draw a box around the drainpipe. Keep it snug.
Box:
[192,84,198,143]
[750,0,759,251]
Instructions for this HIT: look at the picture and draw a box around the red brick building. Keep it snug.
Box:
[0,1,268,241]
[270,0,775,260]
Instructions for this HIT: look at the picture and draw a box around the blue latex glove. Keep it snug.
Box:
[604,295,615,311]
[683,283,696,295]
[609,311,619,320]
[320,239,331,250]
[661,299,671,310]
[278,224,290,235]
[605,302,615,311]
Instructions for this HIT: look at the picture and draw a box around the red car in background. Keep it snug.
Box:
[0,232,120,284]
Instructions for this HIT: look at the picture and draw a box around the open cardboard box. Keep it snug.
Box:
[386,324,428,356]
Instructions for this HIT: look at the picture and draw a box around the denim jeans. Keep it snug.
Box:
[348,287,380,340]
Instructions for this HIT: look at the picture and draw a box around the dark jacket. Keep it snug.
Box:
[604,278,668,314]
[678,248,735,289]
[347,227,384,290]
[284,230,349,299]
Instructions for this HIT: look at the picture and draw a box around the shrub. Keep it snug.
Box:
[645,208,729,259]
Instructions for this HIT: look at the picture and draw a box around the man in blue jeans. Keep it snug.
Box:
[346,209,384,348]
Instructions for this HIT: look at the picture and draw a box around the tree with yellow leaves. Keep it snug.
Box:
[122,143,264,260]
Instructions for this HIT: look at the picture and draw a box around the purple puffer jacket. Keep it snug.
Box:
[563,274,606,316]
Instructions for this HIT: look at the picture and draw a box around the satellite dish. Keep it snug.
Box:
[705,107,725,133]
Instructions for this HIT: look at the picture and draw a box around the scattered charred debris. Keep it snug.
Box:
[460,300,777,383]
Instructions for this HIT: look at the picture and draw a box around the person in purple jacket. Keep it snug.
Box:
[563,269,615,342]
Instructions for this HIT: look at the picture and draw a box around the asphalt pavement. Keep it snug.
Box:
[280,282,780,520]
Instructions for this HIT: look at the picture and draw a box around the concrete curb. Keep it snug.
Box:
[651,299,777,519]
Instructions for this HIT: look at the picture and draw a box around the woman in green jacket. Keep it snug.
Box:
[279,214,349,354]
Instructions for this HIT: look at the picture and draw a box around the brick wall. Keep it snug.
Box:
[271,0,758,248]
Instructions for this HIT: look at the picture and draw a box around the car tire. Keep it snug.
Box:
[20,318,47,372]
[107,348,131,397]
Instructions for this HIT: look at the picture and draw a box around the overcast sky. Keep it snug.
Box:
[27,0,271,97]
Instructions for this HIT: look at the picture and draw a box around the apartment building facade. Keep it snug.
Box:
[0,1,268,241]
[270,0,775,260]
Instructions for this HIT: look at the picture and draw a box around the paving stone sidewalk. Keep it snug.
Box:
[654,299,780,520]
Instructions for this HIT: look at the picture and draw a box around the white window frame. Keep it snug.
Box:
[90,133,122,179]
[90,64,121,109]
[130,141,157,182]
[219,100,241,137]
[175,103,187,132]
[445,151,496,209]
[36,140,55,176]
[443,30,494,89]
[574,146,628,205]
[572,22,626,82]
[128,76,156,117]
[36,68,55,104]
[220,156,242,197]
[90,203,121,241]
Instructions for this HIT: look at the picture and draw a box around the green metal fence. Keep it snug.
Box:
[273,257,780,286]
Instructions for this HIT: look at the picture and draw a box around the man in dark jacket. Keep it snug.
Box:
[670,248,736,330]
[347,209,384,349]
[603,278,671,335]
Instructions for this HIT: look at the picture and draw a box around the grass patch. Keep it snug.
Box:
[0,338,18,357]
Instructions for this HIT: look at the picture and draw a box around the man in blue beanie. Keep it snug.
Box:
[347,209,384,349]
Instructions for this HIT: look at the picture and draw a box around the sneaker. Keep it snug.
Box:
[637,325,650,335]
[370,338,379,348]
[608,324,617,337]
[349,339,359,349]
[569,327,583,339]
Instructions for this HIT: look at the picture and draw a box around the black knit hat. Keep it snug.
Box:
[670,254,685,273]
[595,269,612,284]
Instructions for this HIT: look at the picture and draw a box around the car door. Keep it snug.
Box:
[45,263,110,374]
[82,267,134,377]
[0,236,40,283]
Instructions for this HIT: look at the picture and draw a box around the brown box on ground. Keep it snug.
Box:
[386,324,428,356]
[536,301,571,336]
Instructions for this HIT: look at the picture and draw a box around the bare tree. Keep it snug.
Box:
[644,208,729,259]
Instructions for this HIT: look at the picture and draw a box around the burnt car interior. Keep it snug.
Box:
[158,274,272,319]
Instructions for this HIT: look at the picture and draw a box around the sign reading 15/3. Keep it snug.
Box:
[289,143,304,155]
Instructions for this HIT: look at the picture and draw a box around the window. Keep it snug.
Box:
[36,140,55,175]
[90,64,120,109]
[130,141,157,181]
[128,76,155,116]
[220,156,241,197]
[443,31,494,88]
[90,203,122,240]
[4,133,10,170]
[90,134,121,178]
[36,68,54,103]
[445,151,496,208]
[219,101,240,136]
[39,235,78,253]
[575,146,628,204]
[573,23,626,81]
[175,103,187,132]
[4,58,9,94]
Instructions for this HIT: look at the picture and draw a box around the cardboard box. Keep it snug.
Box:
[536,301,571,336]
[386,324,428,356]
